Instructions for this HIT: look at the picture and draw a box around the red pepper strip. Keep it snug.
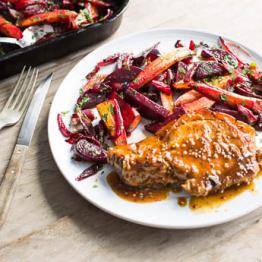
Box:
[190,82,262,113]
[57,113,73,137]
[112,99,127,145]
[151,80,172,95]
[14,0,46,10]
[130,48,194,89]
[86,53,120,80]
[87,0,112,7]
[0,16,22,39]
[189,40,196,51]
[219,37,245,67]
[18,10,78,27]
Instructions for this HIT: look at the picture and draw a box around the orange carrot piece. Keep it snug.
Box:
[174,90,203,106]
[130,48,194,89]
[18,10,78,27]
[182,96,215,112]
[0,16,22,39]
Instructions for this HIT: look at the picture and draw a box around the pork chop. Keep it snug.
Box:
[108,110,260,196]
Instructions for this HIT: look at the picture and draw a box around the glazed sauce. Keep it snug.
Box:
[177,197,187,207]
[189,182,255,211]
[107,172,169,203]
[107,172,258,207]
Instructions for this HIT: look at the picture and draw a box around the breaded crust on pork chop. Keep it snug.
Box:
[108,110,259,196]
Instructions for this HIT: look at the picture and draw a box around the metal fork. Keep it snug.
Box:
[0,67,39,130]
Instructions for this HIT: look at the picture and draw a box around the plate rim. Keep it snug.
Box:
[48,27,262,229]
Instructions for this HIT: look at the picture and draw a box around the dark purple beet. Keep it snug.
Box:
[237,105,258,125]
[145,107,185,133]
[104,66,142,85]
[211,104,242,120]
[73,139,107,163]
[125,87,169,120]
[201,48,238,68]
[77,89,107,109]
[175,62,188,81]
[193,61,229,80]
[76,163,103,181]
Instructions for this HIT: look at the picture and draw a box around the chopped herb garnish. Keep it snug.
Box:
[102,113,108,122]
[78,96,90,108]
[61,111,70,116]
[220,94,228,102]
[108,103,115,115]
[79,88,84,94]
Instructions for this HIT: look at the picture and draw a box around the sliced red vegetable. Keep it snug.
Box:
[129,48,194,89]
[151,80,171,95]
[0,16,22,39]
[125,87,170,120]
[144,107,185,134]
[14,0,46,10]
[175,61,188,82]
[193,61,229,80]
[112,98,127,144]
[86,53,120,80]
[110,92,141,132]
[57,113,73,137]
[76,163,103,181]
[237,105,258,125]
[182,96,215,112]
[189,40,196,51]
[73,139,107,163]
[201,48,238,68]
[219,37,245,67]
[191,82,262,112]
[87,0,112,7]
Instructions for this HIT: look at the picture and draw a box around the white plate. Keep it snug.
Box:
[48,28,262,229]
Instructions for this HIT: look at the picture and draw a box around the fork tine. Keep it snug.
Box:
[18,68,39,113]
[3,66,26,110]
[10,67,32,110]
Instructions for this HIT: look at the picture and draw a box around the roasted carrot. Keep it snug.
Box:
[191,82,262,112]
[174,90,203,106]
[130,48,194,89]
[18,10,78,27]
[160,92,174,113]
[96,100,117,137]
[0,16,23,39]
[182,97,215,112]
[173,80,193,89]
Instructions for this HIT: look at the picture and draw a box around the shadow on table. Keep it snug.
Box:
[35,112,259,259]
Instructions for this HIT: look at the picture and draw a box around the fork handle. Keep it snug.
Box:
[0,144,28,227]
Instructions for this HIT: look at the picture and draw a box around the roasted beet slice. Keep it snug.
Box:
[237,105,258,125]
[77,87,108,109]
[145,107,185,133]
[175,61,188,82]
[201,48,238,68]
[125,87,169,120]
[104,66,142,89]
[76,163,103,181]
[193,61,229,80]
[73,139,107,163]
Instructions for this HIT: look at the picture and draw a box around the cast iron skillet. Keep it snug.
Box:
[0,0,129,79]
